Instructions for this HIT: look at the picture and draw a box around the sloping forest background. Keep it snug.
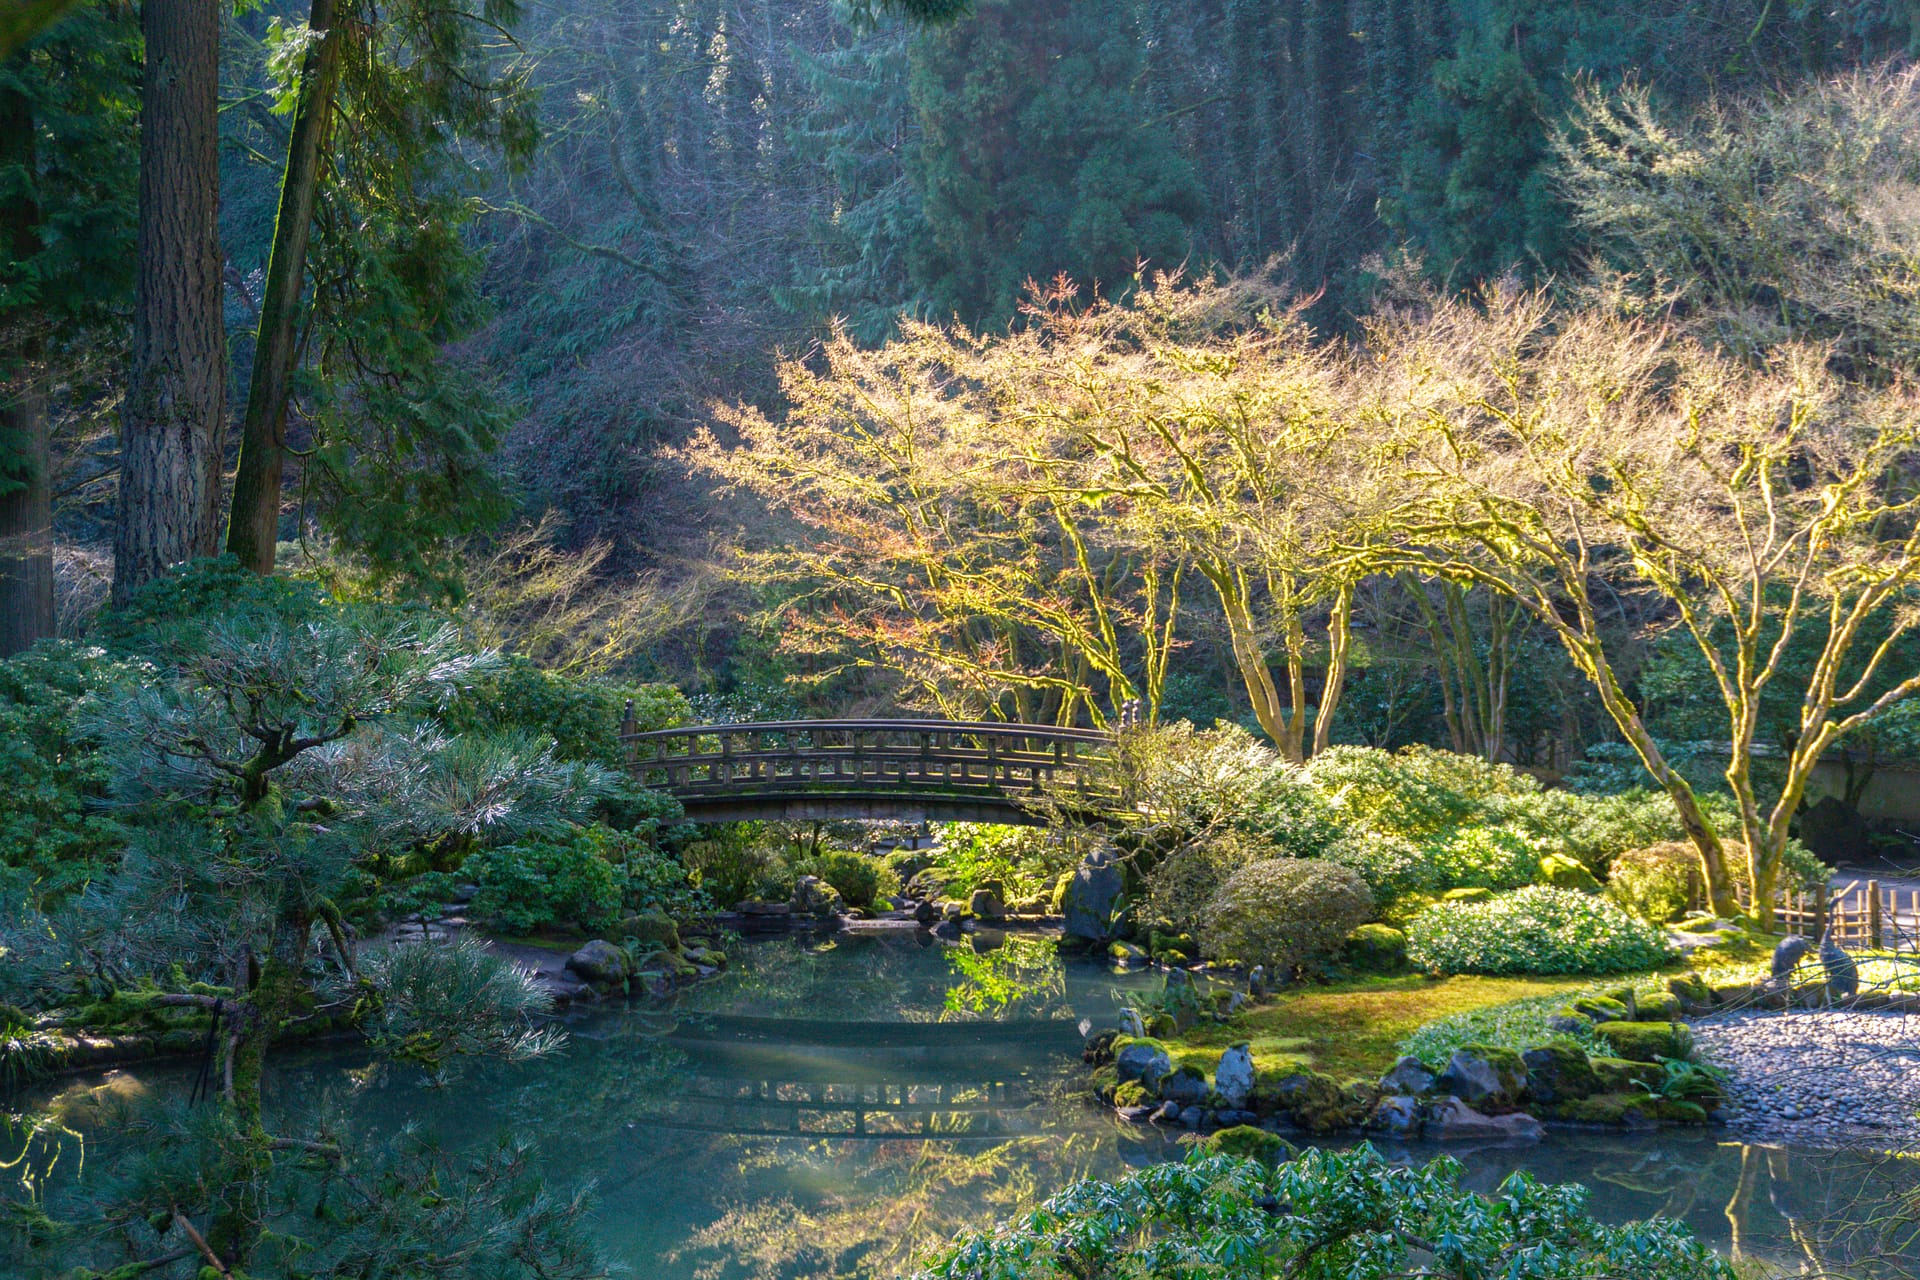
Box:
[19,0,1920,754]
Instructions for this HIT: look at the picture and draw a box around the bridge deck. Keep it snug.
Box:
[619,717,1116,824]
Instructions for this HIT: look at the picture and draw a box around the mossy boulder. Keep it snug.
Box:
[619,909,680,951]
[1603,987,1640,1019]
[909,868,950,900]
[1590,1056,1663,1093]
[1539,853,1601,894]
[1442,886,1494,905]
[564,939,633,987]
[1570,995,1630,1024]
[1114,1037,1173,1084]
[1667,972,1716,1009]
[1436,1044,1528,1109]
[1342,923,1407,971]
[1592,1020,1693,1063]
[1149,930,1198,960]
[1520,1037,1599,1104]
[1204,1125,1295,1163]
[1089,1065,1120,1101]
[1112,1080,1153,1109]
[792,875,844,920]
[1545,1006,1594,1035]
[1635,990,1681,1021]
[1157,1065,1210,1104]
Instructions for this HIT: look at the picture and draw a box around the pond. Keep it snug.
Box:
[16,932,1920,1277]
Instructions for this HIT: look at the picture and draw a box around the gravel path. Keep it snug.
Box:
[1692,1007,1920,1147]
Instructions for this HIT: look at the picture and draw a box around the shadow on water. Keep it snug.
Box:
[10,932,1920,1278]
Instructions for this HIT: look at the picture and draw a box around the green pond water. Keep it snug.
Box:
[17,931,1920,1277]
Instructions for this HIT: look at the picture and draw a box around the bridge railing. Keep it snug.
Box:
[618,718,1114,804]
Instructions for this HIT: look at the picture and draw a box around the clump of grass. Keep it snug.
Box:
[1397,993,1600,1071]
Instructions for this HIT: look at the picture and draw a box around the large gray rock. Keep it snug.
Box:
[1379,1056,1436,1096]
[565,939,632,986]
[1115,1041,1172,1084]
[1368,1095,1423,1137]
[1159,1067,1209,1105]
[792,875,844,920]
[1062,849,1126,942]
[1214,1044,1256,1108]
[1437,1049,1526,1108]
[1425,1097,1543,1143]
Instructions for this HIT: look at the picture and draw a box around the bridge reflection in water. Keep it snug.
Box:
[646,1013,1082,1140]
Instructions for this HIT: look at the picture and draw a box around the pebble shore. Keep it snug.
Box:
[1692,1008,1920,1146]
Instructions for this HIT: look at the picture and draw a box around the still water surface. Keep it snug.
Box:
[28,932,1920,1276]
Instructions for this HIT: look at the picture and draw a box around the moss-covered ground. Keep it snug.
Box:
[1162,974,1599,1081]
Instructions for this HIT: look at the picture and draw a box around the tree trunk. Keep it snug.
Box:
[0,83,53,655]
[1309,581,1353,757]
[226,0,342,574]
[114,0,225,606]
[0,380,52,656]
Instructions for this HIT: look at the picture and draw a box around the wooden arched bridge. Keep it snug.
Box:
[618,717,1114,824]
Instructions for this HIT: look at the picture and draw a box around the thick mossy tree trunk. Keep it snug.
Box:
[0,83,53,655]
[114,0,225,605]
[226,0,343,575]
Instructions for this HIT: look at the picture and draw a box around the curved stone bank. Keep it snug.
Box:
[1087,1027,1710,1142]
[1085,978,1728,1142]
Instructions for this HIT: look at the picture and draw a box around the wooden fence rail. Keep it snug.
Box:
[1768,879,1920,948]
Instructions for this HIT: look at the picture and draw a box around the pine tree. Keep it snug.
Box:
[0,602,610,1274]
[113,0,225,606]
[906,0,1205,328]
[223,0,539,587]
[775,13,927,342]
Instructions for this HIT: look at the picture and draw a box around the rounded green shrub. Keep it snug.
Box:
[468,824,705,934]
[438,656,688,769]
[1303,744,1538,839]
[1606,842,1700,923]
[682,829,787,906]
[1199,859,1372,975]
[802,849,900,910]
[1406,886,1675,975]
[467,829,623,935]
[1323,832,1433,903]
